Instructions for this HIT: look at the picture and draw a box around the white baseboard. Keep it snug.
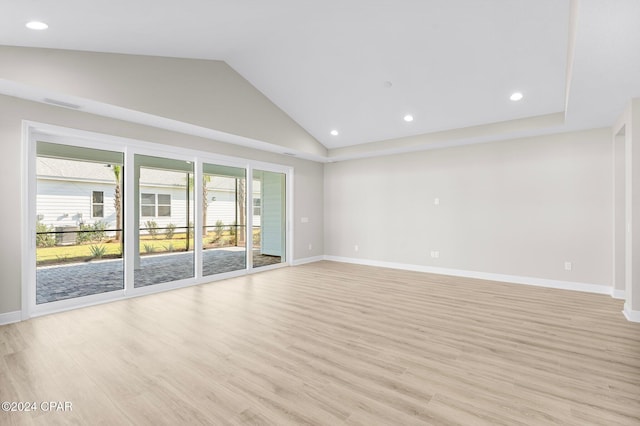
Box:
[623,303,640,322]
[292,256,325,266]
[0,310,22,326]
[324,255,612,295]
[612,289,626,300]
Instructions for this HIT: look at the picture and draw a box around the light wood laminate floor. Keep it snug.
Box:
[1,261,639,425]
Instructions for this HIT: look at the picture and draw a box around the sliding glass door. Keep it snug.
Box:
[35,142,124,304]
[134,155,195,287]
[28,128,290,314]
[252,170,286,268]
[202,164,247,276]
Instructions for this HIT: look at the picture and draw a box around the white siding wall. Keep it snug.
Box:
[206,191,237,226]
[38,180,191,234]
[204,176,257,227]
[38,180,260,234]
[37,179,117,229]
[139,185,190,234]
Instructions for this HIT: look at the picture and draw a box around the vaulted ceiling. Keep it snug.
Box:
[1,0,639,160]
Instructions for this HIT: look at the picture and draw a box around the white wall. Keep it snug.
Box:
[614,130,626,296]
[625,98,640,316]
[612,98,640,320]
[325,128,613,287]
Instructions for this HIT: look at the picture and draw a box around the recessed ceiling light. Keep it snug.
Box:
[26,21,48,30]
[403,114,414,122]
[510,92,524,101]
[330,130,339,136]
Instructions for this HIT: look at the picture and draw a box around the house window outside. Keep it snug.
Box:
[253,197,261,216]
[141,193,171,217]
[141,193,156,217]
[158,194,171,217]
[92,191,104,218]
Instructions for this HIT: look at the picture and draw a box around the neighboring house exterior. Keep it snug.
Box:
[36,157,257,240]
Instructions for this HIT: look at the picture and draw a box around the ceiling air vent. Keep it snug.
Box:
[43,98,81,110]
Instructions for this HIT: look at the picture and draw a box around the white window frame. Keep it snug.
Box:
[140,192,172,218]
[91,190,104,218]
[157,194,171,217]
[22,121,293,320]
[253,197,261,216]
[140,193,157,217]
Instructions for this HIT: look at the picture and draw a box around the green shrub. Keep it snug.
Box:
[165,223,176,240]
[227,229,237,246]
[36,220,56,248]
[88,244,107,259]
[143,243,155,253]
[92,221,107,242]
[77,221,107,244]
[210,220,224,244]
[76,223,91,244]
[145,220,159,239]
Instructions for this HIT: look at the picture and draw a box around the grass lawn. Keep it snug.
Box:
[37,241,123,264]
[36,231,251,265]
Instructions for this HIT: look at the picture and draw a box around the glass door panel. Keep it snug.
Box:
[203,164,247,276]
[252,170,286,268]
[134,155,194,287]
[36,142,124,304]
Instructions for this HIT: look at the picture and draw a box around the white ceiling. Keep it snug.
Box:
[0,0,639,153]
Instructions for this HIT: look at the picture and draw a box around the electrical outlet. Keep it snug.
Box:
[430,250,440,259]
[354,245,359,252]
[308,243,312,251]
[564,261,572,271]
[434,198,440,206]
